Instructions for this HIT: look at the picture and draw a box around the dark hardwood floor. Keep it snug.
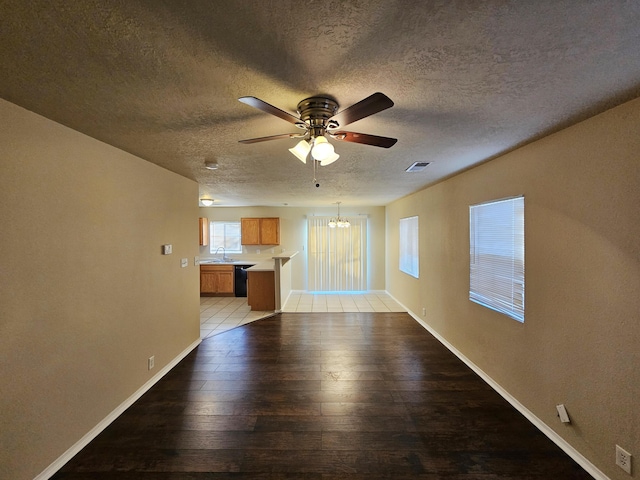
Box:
[52,312,592,479]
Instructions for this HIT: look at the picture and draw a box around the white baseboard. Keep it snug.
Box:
[35,337,202,480]
[279,288,294,312]
[385,292,608,480]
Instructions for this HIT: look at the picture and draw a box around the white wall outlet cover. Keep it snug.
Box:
[556,404,571,423]
[616,445,632,474]
[180,258,188,267]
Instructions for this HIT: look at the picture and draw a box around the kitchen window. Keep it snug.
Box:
[209,221,242,254]
[469,196,524,322]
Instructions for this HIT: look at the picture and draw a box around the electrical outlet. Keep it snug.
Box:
[556,404,571,423]
[180,258,188,268]
[148,356,155,370]
[616,445,632,474]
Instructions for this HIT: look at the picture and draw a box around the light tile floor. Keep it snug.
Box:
[200,297,273,339]
[200,292,405,339]
[283,292,405,313]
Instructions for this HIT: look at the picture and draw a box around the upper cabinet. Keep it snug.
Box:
[259,217,280,245]
[199,217,209,246]
[241,217,280,245]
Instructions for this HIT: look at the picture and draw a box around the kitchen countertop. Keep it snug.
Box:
[200,251,298,270]
[246,260,276,272]
[247,251,299,272]
[199,260,257,265]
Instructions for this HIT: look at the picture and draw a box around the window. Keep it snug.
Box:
[399,216,419,278]
[209,221,242,254]
[469,196,524,322]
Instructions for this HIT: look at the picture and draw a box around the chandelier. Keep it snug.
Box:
[328,202,350,228]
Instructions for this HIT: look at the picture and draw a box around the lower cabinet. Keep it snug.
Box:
[247,270,275,310]
[200,265,234,296]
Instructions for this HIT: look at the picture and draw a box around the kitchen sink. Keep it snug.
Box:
[200,258,235,264]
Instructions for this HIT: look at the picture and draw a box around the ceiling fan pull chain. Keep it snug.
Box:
[313,154,320,188]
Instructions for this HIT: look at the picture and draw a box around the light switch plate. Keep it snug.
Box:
[180,258,188,268]
[162,244,172,255]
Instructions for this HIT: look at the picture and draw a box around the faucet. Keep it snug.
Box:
[214,246,230,262]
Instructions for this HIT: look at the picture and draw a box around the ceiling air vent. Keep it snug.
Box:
[405,162,430,172]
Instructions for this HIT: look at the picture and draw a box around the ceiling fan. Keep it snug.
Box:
[238,93,397,166]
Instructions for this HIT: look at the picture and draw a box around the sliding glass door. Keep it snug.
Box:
[307,216,367,292]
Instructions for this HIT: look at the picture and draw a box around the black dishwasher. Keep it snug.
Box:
[234,265,253,297]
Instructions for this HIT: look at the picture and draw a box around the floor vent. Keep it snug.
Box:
[405,162,430,172]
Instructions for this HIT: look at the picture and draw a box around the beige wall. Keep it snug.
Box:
[198,205,387,291]
[386,97,640,480]
[0,99,201,480]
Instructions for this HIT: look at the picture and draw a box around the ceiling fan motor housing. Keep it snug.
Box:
[297,97,339,137]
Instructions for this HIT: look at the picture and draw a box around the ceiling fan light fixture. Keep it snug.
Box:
[289,139,311,163]
[320,152,340,166]
[311,136,334,161]
[238,93,397,173]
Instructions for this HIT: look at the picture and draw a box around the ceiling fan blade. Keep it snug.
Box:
[330,131,397,148]
[238,133,303,144]
[238,96,305,126]
[329,92,394,128]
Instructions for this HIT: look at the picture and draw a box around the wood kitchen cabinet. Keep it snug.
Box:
[200,264,234,296]
[247,270,276,310]
[199,217,209,246]
[241,217,280,245]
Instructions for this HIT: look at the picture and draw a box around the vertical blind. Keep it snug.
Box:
[307,216,367,292]
[469,196,525,322]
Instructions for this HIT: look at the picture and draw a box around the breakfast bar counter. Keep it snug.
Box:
[247,251,298,312]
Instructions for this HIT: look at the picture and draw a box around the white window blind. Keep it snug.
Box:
[209,221,242,254]
[399,216,419,278]
[469,196,524,322]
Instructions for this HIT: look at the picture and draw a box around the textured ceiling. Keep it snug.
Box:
[1,1,639,207]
